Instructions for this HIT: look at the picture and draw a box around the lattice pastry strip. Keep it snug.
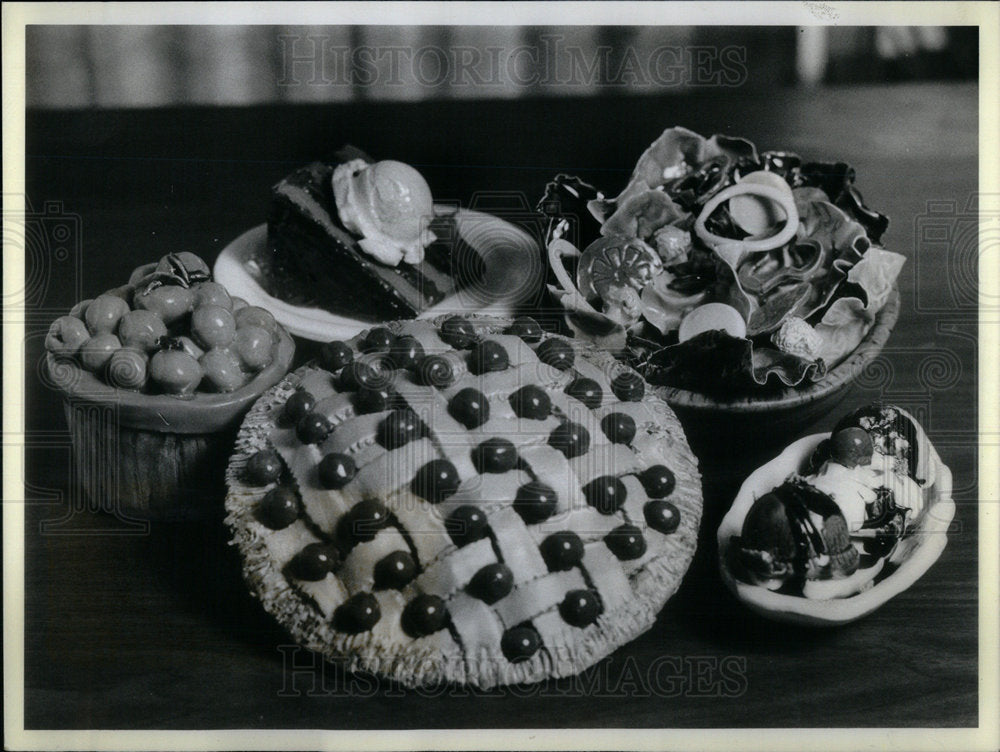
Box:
[493,570,587,628]
[393,381,478,481]
[340,527,412,594]
[329,440,385,476]
[487,506,550,586]
[448,591,505,649]
[570,443,642,485]
[469,416,550,448]
[321,412,388,456]
[297,574,351,618]
[345,438,439,502]
[517,444,588,514]
[568,356,615,397]
[530,609,581,656]
[620,474,652,529]
[413,537,497,598]
[546,390,608,439]
[296,369,338,401]
[400,321,450,352]
[262,522,318,570]
[527,506,621,544]
[355,590,409,645]
[278,433,351,528]
[311,392,355,426]
[581,542,631,613]
[225,316,702,689]
[464,362,570,401]
[381,489,453,566]
[440,359,571,400]
[437,470,533,517]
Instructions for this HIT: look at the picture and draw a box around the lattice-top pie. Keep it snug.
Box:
[225,316,702,687]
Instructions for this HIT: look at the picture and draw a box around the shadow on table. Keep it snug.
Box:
[139,512,291,655]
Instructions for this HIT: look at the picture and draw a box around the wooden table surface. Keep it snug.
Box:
[21,82,979,729]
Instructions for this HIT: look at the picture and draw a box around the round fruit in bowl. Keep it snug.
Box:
[717,403,954,625]
[43,252,295,518]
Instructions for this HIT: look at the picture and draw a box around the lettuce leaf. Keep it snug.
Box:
[639,274,707,334]
[601,190,687,240]
[794,188,871,263]
[798,161,889,243]
[546,283,629,354]
[642,329,827,394]
[813,247,905,364]
[590,127,758,227]
[591,126,708,220]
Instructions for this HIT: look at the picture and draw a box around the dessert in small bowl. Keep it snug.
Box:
[539,127,902,447]
[717,404,954,625]
[43,252,294,518]
[214,147,545,341]
[224,315,702,688]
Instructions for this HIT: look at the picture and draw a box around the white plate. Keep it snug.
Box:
[214,207,544,341]
[718,433,955,626]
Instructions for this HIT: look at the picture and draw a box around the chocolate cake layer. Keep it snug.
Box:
[259,162,462,323]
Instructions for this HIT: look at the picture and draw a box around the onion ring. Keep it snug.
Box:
[694,183,800,268]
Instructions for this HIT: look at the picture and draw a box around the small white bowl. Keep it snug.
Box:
[717,432,955,626]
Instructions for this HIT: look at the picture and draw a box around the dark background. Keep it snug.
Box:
[19,23,979,730]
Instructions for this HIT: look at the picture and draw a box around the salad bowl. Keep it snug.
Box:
[539,127,904,451]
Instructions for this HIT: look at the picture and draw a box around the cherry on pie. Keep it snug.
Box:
[225,316,702,687]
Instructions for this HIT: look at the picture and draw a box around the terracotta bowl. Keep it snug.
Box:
[655,287,900,457]
[44,328,295,519]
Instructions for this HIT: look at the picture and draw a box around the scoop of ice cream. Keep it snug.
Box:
[805,409,929,537]
[809,450,926,529]
[332,159,436,266]
[833,404,933,485]
[737,481,859,589]
[807,461,880,532]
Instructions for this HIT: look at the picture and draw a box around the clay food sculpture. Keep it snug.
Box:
[718,404,954,624]
[540,128,903,395]
[44,251,294,516]
[226,315,702,687]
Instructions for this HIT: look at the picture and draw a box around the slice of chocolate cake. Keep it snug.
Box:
[258,160,475,323]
